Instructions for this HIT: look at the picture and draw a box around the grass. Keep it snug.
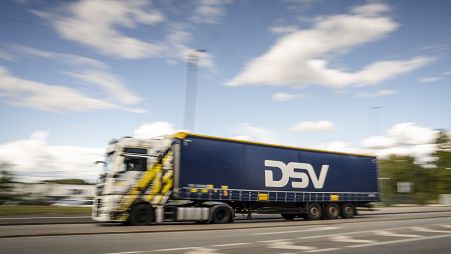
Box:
[0,205,91,216]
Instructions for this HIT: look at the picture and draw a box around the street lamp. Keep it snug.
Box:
[367,106,382,136]
[183,49,206,132]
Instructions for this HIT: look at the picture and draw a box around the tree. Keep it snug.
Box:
[0,162,15,200]
[432,130,451,195]
[378,155,434,205]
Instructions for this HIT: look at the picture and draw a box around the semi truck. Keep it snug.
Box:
[92,132,380,225]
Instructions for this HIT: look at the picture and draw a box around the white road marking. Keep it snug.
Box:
[298,225,413,239]
[102,251,146,254]
[411,227,451,233]
[348,234,451,248]
[210,243,250,247]
[183,247,220,254]
[374,230,421,238]
[440,224,451,229]
[103,247,203,254]
[253,226,339,235]
[155,247,200,252]
[330,235,377,244]
[258,239,291,243]
[305,248,340,253]
[267,240,317,251]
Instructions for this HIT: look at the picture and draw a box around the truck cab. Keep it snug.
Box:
[92,136,173,223]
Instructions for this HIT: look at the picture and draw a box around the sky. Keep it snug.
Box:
[0,0,450,182]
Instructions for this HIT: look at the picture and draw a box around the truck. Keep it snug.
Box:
[92,132,380,225]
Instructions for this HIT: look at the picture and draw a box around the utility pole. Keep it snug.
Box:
[183,49,206,132]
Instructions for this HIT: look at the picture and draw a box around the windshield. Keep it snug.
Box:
[103,151,115,174]
[123,156,147,171]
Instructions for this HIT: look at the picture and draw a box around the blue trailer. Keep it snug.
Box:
[92,132,380,225]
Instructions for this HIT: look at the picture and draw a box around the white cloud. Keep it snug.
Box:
[0,131,104,181]
[372,89,397,96]
[31,0,220,70]
[420,76,441,83]
[226,3,433,88]
[360,122,438,163]
[0,66,143,112]
[361,135,396,148]
[34,0,165,59]
[0,49,14,61]
[191,0,231,24]
[1,46,145,112]
[388,122,437,145]
[271,92,304,102]
[134,121,176,139]
[313,140,362,154]
[309,122,438,163]
[270,26,299,34]
[362,122,437,148]
[164,23,215,70]
[356,89,397,97]
[233,124,276,143]
[292,121,335,132]
[351,2,391,15]
[67,70,140,105]
[11,45,108,69]
[376,144,436,164]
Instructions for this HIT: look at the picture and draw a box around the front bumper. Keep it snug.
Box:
[92,196,127,222]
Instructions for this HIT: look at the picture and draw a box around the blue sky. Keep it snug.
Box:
[0,0,450,181]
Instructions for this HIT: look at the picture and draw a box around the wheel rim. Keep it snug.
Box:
[310,207,319,217]
[329,206,338,216]
[345,207,353,216]
[137,208,148,222]
[216,209,226,220]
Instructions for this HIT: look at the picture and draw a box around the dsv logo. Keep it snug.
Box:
[264,160,329,189]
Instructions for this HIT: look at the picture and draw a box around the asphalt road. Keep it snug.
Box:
[1,208,451,254]
[0,206,449,225]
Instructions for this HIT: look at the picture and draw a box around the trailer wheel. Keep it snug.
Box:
[306,203,322,220]
[281,213,296,220]
[128,203,154,226]
[211,205,233,224]
[325,203,340,219]
[340,203,355,219]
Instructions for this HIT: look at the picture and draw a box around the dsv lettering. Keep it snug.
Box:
[264,160,329,189]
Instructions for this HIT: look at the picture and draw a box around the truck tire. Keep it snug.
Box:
[128,203,154,226]
[306,203,322,220]
[325,203,340,219]
[211,205,233,224]
[340,203,355,219]
[281,213,296,220]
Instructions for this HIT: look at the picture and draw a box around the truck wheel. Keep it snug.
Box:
[340,203,355,219]
[128,203,154,226]
[325,203,340,219]
[281,213,296,220]
[306,203,322,220]
[211,205,233,224]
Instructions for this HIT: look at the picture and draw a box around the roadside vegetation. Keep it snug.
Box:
[379,130,451,205]
[0,205,91,216]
